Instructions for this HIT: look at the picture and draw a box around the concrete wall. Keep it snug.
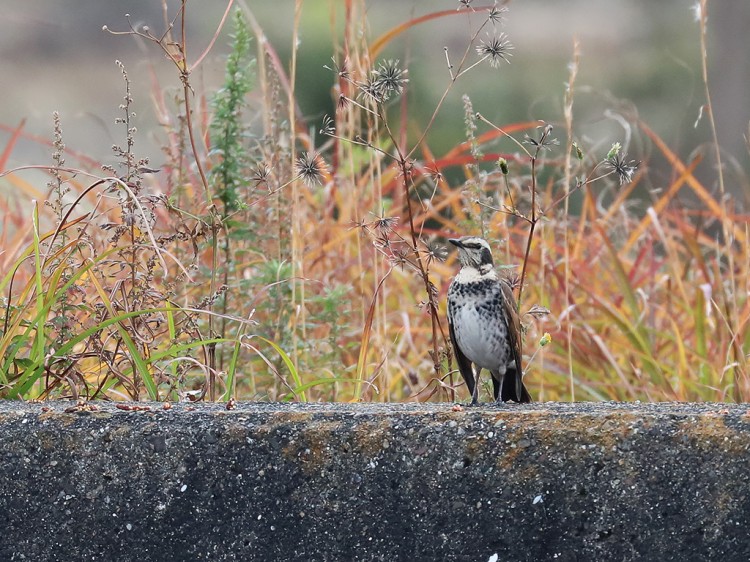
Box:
[1,401,749,561]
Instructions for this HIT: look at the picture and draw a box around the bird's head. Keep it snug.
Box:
[449,236,494,270]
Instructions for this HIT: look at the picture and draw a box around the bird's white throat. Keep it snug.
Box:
[454,264,497,284]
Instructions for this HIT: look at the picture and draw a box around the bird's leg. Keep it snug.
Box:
[470,370,480,406]
[492,372,501,403]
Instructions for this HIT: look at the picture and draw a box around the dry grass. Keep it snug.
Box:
[0,0,748,403]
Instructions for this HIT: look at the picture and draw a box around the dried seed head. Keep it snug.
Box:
[251,163,271,189]
[606,151,640,186]
[476,33,513,68]
[359,59,409,103]
[372,59,408,97]
[372,215,399,234]
[488,4,509,25]
[320,115,335,136]
[524,124,559,152]
[295,152,328,187]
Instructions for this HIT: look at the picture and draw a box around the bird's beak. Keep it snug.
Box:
[448,238,462,248]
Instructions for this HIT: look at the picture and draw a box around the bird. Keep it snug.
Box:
[447,236,531,404]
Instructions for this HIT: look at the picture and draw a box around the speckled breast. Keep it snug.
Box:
[448,278,511,373]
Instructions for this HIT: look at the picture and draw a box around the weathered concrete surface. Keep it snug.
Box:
[1,401,750,561]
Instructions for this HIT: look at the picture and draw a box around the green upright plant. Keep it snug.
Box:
[208,9,256,378]
[210,9,255,218]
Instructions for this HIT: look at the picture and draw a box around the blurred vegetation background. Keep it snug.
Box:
[3,1,748,182]
[1,0,750,404]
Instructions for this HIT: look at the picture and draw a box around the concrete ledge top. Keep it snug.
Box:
[2,401,749,561]
[2,398,747,416]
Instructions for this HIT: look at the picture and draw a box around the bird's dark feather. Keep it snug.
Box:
[500,278,527,401]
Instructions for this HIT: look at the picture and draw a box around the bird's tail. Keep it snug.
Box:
[499,367,532,403]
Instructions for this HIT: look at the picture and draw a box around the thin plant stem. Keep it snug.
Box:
[563,40,580,402]
[698,0,742,400]
[290,0,304,374]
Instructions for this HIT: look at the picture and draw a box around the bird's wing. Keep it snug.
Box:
[448,305,475,396]
[500,278,525,394]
